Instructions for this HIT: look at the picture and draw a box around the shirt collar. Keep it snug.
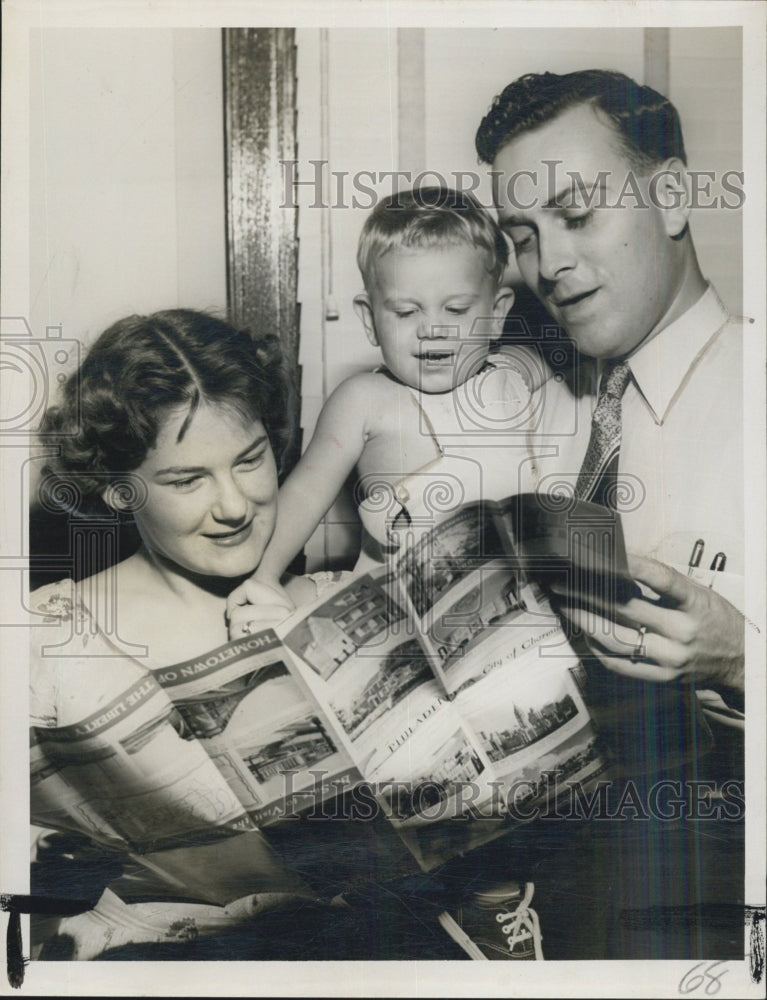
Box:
[623,284,731,424]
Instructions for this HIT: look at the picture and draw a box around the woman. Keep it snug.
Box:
[29,309,527,962]
[29,310,347,960]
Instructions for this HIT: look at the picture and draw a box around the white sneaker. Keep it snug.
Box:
[438,881,543,960]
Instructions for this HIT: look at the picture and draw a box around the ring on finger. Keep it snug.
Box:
[630,625,648,663]
[241,620,257,636]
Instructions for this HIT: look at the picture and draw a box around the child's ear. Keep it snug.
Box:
[491,286,515,338]
[655,158,693,238]
[353,292,379,347]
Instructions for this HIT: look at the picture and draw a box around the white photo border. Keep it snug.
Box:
[1,1,764,996]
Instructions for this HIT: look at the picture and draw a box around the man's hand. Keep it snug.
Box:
[554,553,745,693]
[226,576,296,640]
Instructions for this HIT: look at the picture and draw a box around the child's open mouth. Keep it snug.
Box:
[418,350,455,364]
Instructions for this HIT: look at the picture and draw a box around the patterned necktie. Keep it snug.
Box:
[575,359,632,508]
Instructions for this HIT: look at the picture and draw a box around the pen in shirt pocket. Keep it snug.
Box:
[708,551,727,589]
[687,538,705,576]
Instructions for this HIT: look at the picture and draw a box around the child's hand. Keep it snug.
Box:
[226,576,296,639]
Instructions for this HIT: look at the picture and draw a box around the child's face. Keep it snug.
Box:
[354,243,514,394]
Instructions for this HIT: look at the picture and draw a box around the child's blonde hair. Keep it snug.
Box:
[357,186,509,291]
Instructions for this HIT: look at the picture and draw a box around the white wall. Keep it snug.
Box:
[295,28,403,569]
[29,28,227,360]
[669,26,742,314]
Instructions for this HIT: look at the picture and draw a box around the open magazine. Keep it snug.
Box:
[30,494,706,899]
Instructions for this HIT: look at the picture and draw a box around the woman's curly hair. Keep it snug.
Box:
[39,309,293,513]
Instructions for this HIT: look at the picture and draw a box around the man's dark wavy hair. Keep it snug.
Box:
[476,69,686,169]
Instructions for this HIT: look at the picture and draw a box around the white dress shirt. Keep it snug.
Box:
[526,284,745,725]
[528,285,743,593]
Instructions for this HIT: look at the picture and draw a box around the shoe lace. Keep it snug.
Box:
[494,883,543,958]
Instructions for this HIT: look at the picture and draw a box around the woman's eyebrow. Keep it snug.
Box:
[235,433,268,460]
[154,434,268,476]
[154,463,205,476]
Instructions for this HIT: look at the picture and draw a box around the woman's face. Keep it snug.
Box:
[129,402,279,579]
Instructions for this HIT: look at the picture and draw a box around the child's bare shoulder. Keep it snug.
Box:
[337,369,407,397]
[328,370,409,416]
[319,371,410,448]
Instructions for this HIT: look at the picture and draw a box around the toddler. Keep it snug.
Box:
[227,187,547,959]
[246,186,541,594]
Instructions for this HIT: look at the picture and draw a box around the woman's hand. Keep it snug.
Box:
[554,553,745,694]
[226,576,296,639]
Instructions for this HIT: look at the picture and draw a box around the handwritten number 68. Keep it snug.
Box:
[679,961,730,995]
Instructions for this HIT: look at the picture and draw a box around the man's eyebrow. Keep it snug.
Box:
[154,434,268,476]
[543,177,608,210]
[499,216,532,230]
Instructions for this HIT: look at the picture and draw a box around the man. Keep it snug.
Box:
[467,69,746,959]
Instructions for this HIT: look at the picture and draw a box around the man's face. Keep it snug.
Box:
[492,103,684,359]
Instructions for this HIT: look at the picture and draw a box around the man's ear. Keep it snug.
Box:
[491,286,515,340]
[653,158,693,238]
[353,292,379,347]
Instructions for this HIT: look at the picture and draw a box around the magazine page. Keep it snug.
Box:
[150,628,360,827]
[450,603,610,825]
[30,671,255,856]
[499,492,715,774]
[379,499,614,862]
[30,646,338,909]
[278,568,509,869]
[501,492,640,605]
[392,498,562,696]
[391,490,713,769]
